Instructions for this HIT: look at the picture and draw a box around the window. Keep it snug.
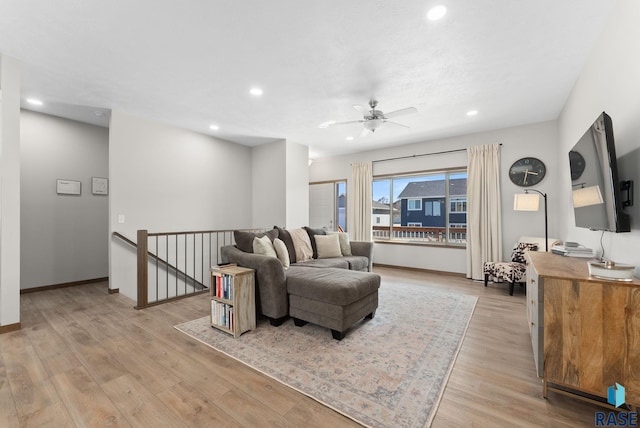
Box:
[425,200,441,216]
[408,199,422,210]
[372,170,467,245]
[450,198,467,213]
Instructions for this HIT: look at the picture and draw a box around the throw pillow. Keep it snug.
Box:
[273,226,297,264]
[289,228,314,262]
[273,238,290,269]
[511,242,538,263]
[303,226,327,259]
[315,234,343,259]
[253,235,277,258]
[329,231,352,256]
[234,229,278,253]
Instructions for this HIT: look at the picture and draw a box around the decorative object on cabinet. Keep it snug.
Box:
[509,157,546,187]
[514,189,548,251]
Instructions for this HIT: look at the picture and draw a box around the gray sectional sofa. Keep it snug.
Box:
[220,227,377,333]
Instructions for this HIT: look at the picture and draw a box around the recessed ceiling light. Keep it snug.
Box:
[209,124,219,131]
[427,5,447,21]
[26,98,43,106]
[94,111,106,117]
[346,136,354,141]
[318,120,336,129]
[249,87,263,96]
[466,110,478,116]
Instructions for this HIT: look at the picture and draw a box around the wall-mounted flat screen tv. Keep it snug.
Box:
[569,111,630,232]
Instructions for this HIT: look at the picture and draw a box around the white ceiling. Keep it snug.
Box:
[0,0,615,157]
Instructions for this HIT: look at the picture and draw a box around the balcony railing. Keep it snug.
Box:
[373,225,466,244]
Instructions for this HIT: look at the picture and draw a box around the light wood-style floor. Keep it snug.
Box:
[1,267,602,427]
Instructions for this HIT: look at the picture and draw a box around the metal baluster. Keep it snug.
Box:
[155,236,158,303]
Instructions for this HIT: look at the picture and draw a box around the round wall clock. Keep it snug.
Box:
[509,157,546,187]
[569,150,586,180]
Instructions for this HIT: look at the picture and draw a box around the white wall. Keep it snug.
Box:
[0,55,21,327]
[558,0,640,274]
[285,141,309,228]
[20,111,109,289]
[109,110,253,300]
[309,121,558,273]
[251,139,309,229]
[251,140,286,228]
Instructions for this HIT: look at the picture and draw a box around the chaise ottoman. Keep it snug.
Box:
[285,267,380,340]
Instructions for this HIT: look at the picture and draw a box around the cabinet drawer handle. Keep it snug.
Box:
[531,322,535,326]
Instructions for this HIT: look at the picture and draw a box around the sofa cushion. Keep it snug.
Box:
[315,234,342,259]
[234,229,278,253]
[290,228,314,262]
[304,226,327,259]
[273,226,297,264]
[286,267,380,306]
[294,258,349,269]
[273,238,290,269]
[341,256,369,272]
[253,235,277,258]
[336,232,352,256]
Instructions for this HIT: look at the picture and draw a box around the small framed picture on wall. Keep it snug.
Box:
[92,177,108,195]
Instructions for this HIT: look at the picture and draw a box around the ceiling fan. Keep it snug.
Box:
[322,100,417,137]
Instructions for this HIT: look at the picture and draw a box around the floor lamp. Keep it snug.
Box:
[513,189,548,252]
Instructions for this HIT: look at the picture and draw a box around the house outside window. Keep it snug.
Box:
[372,170,467,245]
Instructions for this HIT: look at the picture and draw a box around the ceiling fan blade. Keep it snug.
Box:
[329,120,364,127]
[359,127,372,138]
[353,105,371,116]
[383,120,410,129]
[383,106,417,119]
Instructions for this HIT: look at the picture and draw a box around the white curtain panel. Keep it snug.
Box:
[466,144,502,280]
[348,162,373,242]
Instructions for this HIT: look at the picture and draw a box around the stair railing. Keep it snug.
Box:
[113,228,243,309]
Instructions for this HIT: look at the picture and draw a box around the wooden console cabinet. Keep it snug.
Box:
[526,251,640,407]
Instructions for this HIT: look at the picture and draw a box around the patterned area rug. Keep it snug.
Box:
[175,282,477,427]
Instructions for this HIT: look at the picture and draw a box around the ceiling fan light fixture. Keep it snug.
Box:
[363,118,383,131]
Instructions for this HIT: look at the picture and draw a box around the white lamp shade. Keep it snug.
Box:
[363,119,383,131]
[573,185,604,208]
[514,193,540,211]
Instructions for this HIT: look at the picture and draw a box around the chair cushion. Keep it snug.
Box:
[483,261,527,284]
[511,242,538,263]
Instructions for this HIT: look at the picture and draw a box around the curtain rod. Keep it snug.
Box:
[370,143,502,164]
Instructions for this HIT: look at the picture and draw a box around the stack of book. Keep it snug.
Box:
[551,244,595,258]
